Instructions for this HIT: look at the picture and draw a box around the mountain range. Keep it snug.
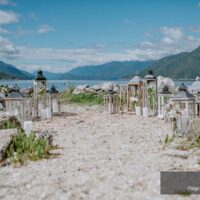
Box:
[61,61,153,80]
[0,61,33,80]
[143,46,200,79]
[1,46,200,80]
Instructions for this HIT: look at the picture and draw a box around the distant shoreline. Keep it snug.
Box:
[0,78,196,81]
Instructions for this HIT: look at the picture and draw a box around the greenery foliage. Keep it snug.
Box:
[61,85,104,105]
[0,85,9,96]
[147,87,156,110]
[0,120,20,130]
[162,134,176,148]
[177,134,200,150]
[5,131,55,164]
[0,117,58,165]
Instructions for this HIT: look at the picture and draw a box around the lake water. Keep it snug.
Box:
[0,79,194,91]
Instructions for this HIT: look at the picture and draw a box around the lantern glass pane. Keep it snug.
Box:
[23,99,32,121]
[145,80,157,115]
[179,102,186,110]
[52,97,59,113]
[189,102,194,116]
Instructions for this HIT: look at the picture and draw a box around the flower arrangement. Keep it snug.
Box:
[164,102,182,119]
[164,101,182,133]
[147,87,155,110]
[130,96,139,111]
[0,85,9,96]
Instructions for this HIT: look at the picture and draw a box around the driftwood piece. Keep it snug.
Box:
[0,129,17,161]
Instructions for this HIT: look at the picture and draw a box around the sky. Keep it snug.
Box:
[1,0,200,73]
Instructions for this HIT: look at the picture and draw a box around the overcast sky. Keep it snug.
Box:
[0,0,200,72]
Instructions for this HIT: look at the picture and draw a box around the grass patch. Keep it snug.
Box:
[61,90,104,106]
[177,134,200,150]
[0,118,21,130]
[0,117,59,165]
[70,93,103,105]
[4,130,58,164]
[162,134,176,149]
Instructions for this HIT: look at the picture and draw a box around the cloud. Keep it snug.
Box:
[0,35,18,58]
[0,0,15,6]
[123,19,134,25]
[28,12,37,20]
[0,10,19,25]
[198,2,200,7]
[1,25,200,73]
[0,26,9,33]
[15,27,33,36]
[161,37,175,45]
[160,26,183,40]
[37,24,55,34]
[189,25,200,33]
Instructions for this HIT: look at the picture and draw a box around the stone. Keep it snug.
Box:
[189,77,200,94]
[99,82,116,92]
[157,76,175,93]
[92,82,120,93]
[35,130,53,146]
[91,84,102,91]
[72,85,89,95]
[0,128,17,161]
[0,115,21,129]
[87,88,98,94]
[72,82,120,95]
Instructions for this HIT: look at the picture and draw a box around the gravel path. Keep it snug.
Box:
[0,105,199,200]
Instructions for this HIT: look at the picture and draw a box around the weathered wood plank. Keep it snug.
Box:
[0,129,17,161]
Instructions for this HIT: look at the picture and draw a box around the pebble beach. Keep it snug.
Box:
[0,104,199,200]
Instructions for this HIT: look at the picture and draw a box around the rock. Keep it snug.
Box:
[87,88,98,94]
[72,82,120,95]
[0,128,17,161]
[189,77,200,94]
[35,130,53,146]
[100,82,116,92]
[157,76,175,93]
[113,84,120,93]
[91,84,102,91]
[72,85,89,95]
[0,115,21,129]
[92,82,120,93]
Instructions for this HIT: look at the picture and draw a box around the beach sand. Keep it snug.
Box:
[0,104,199,200]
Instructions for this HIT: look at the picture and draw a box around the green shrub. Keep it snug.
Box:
[68,83,75,94]
[5,130,57,164]
[0,118,21,130]
[162,134,176,149]
[177,134,200,150]
[61,89,104,105]
[70,93,103,105]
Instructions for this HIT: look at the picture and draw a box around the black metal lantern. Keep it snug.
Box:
[171,83,195,134]
[33,70,48,118]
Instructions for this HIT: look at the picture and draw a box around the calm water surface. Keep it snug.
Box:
[0,80,194,91]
